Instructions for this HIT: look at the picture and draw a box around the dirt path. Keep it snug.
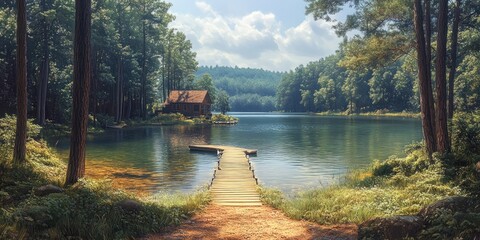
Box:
[145,205,357,240]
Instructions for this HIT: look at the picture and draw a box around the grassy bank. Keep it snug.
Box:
[137,113,238,126]
[0,116,210,239]
[211,114,239,123]
[260,111,480,238]
[313,110,420,118]
[259,144,461,224]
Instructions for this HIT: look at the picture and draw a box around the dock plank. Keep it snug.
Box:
[189,145,261,207]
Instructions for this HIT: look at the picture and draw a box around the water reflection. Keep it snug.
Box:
[51,114,422,194]
[53,124,216,194]
[206,114,421,193]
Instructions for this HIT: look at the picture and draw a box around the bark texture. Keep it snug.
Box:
[435,0,450,153]
[37,0,49,126]
[448,0,461,119]
[414,0,437,156]
[66,0,92,185]
[13,0,28,164]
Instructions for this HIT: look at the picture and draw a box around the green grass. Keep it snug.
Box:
[314,110,420,118]
[0,116,211,239]
[211,114,238,122]
[259,147,462,225]
[141,113,212,125]
[40,122,105,138]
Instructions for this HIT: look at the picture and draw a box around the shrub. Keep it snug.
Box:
[0,115,42,163]
[0,114,210,238]
[151,113,187,124]
[260,144,461,225]
[372,147,431,177]
[93,113,115,128]
[451,111,480,162]
[211,114,238,122]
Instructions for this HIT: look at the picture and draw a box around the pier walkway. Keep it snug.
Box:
[189,145,261,206]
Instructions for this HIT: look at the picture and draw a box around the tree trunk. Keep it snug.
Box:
[414,0,437,157]
[448,0,461,119]
[37,0,49,126]
[141,3,147,120]
[38,58,49,125]
[115,58,123,123]
[125,91,132,119]
[167,50,171,96]
[162,54,166,101]
[13,0,28,164]
[435,0,450,153]
[91,50,99,126]
[424,0,436,139]
[66,0,92,185]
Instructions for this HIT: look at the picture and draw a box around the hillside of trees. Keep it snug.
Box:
[278,1,480,116]
[196,66,284,112]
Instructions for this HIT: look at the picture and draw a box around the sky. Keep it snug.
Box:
[167,0,347,72]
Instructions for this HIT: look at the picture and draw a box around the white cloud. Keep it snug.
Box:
[195,1,216,15]
[170,1,341,71]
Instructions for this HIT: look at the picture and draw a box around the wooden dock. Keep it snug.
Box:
[189,145,261,206]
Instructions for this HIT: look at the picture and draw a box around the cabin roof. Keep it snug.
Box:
[166,90,210,104]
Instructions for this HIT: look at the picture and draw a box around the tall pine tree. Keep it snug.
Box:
[13,0,28,164]
[66,0,92,185]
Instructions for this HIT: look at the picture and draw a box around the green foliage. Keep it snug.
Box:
[0,1,196,124]
[92,114,115,129]
[0,115,42,163]
[0,124,210,238]
[285,0,480,115]
[455,55,480,112]
[10,180,210,239]
[259,113,480,236]
[451,111,480,160]
[231,94,276,112]
[258,187,285,209]
[195,74,217,104]
[196,66,283,112]
[211,114,238,122]
[420,209,480,240]
[152,113,186,122]
[276,49,422,113]
[215,90,230,114]
[372,148,430,177]
[259,147,462,225]
[442,111,480,197]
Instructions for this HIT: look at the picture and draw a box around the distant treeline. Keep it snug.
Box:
[196,66,284,112]
[278,0,480,114]
[276,52,418,113]
[276,43,480,113]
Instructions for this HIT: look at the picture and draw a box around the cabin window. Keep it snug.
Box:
[194,105,199,112]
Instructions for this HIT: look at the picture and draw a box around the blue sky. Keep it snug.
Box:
[167,0,347,71]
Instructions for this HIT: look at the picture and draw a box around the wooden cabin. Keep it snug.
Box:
[163,90,212,118]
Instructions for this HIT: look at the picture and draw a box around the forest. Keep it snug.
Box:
[196,66,283,112]
[277,1,480,114]
[0,0,198,125]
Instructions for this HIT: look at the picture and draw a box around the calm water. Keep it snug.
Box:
[52,113,422,193]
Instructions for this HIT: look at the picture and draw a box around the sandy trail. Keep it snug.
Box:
[145,205,357,240]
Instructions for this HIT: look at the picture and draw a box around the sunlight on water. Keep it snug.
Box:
[51,114,422,194]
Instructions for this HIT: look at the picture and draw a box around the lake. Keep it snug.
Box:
[52,113,422,194]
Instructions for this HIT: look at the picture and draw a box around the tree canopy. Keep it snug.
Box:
[0,0,197,125]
